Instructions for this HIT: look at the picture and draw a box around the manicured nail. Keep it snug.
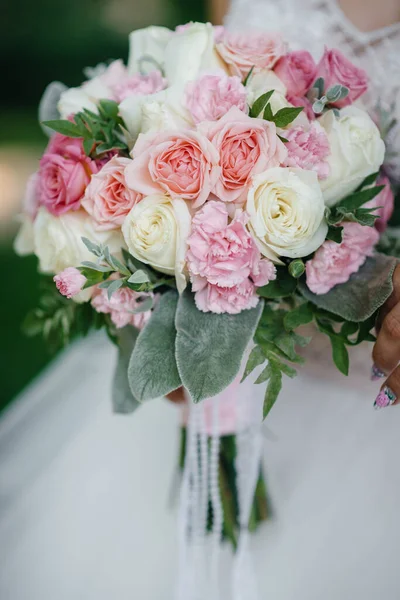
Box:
[374,386,397,409]
[371,364,386,381]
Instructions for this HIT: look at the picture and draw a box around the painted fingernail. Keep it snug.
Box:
[374,386,397,409]
[371,364,386,381]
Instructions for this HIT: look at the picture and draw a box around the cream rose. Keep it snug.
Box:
[122,194,192,293]
[33,207,124,274]
[127,26,172,75]
[164,22,227,86]
[247,167,328,260]
[319,107,385,207]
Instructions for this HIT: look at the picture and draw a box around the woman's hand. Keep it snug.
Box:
[372,264,400,408]
[166,387,186,404]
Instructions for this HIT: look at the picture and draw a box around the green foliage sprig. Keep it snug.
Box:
[249,90,304,129]
[43,100,129,158]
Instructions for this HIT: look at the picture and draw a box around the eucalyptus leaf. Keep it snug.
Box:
[299,253,397,322]
[312,77,325,97]
[81,261,113,273]
[107,278,124,300]
[128,291,181,401]
[81,237,102,257]
[112,326,140,414]
[175,291,263,402]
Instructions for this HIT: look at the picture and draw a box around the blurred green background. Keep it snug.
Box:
[0,0,208,412]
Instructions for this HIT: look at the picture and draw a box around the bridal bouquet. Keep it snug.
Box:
[16,23,398,547]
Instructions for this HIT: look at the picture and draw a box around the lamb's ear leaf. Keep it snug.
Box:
[175,290,264,403]
[128,291,181,401]
[113,326,140,414]
[299,254,397,322]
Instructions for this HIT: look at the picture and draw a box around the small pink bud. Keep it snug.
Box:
[54,267,87,299]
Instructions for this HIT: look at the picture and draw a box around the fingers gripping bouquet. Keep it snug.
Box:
[16,23,397,547]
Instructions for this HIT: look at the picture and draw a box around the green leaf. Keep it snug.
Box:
[330,335,349,375]
[263,365,282,419]
[263,102,274,121]
[241,345,266,382]
[312,99,326,114]
[326,225,343,243]
[249,90,274,118]
[355,171,379,192]
[98,99,119,120]
[337,186,385,211]
[277,134,289,143]
[175,291,263,402]
[257,267,297,298]
[83,138,95,156]
[255,363,272,384]
[128,270,150,284]
[272,106,303,128]
[284,302,314,330]
[112,326,140,414]
[298,254,397,322]
[243,65,255,86]
[128,291,181,401]
[312,77,325,97]
[42,119,83,138]
[131,297,154,314]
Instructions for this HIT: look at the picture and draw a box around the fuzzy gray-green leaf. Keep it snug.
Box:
[299,253,397,322]
[175,291,263,402]
[128,290,181,401]
[113,326,140,414]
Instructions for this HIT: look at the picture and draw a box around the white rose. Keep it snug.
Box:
[119,85,193,144]
[246,69,287,106]
[247,167,328,260]
[122,194,192,293]
[164,22,227,86]
[127,26,172,75]
[14,215,35,256]
[319,107,385,207]
[58,78,111,119]
[33,207,124,274]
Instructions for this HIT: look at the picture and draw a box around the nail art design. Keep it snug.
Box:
[374,386,397,409]
[371,364,386,381]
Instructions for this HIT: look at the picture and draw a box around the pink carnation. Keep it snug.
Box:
[54,267,87,299]
[274,50,317,97]
[194,278,260,315]
[306,222,379,295]
[200,106,287,203]
[217,31,286,79]
[82,156,142,230]
[185,72,247,123]
[125,129,220,208]
[187,200,276,290]
[364,175,395,233]
[39,134,98,215]
[315,48,368,108]
[284,124,330,179]
[91,286,153,329]
[113,71,166,103]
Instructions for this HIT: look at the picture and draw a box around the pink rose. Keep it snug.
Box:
[54,267,87,299]
[113,70,166,103]
[187,201,276,290]
[287,95,316,121]
[23,172,40,219]
[91,286,154,329]
[194,278,259,314]
[315,49,368,108]
[306,222,379,295]
[200,106,287,203]
[125,130,220,208]
[216,31,286,79]
[39,134,98,216]
[284,124,330,179]
[184,72,247,124]
[82,157,142,231]
[274,50,317,97]
[364,175,395,233]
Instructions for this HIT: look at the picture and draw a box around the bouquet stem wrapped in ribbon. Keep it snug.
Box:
[15,20,400,595]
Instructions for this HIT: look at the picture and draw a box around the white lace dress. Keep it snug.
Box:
[1,2,400,599]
